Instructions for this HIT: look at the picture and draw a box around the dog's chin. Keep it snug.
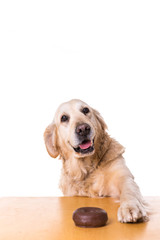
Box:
[72,139,95,157]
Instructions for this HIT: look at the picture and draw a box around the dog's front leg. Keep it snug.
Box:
[117,177,149,223]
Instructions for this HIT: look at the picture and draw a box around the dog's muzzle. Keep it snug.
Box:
[73,123,94,155]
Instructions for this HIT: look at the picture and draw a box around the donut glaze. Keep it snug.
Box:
[72,207,108,228]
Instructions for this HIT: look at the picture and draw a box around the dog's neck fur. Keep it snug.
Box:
[59,131,125,197]
[60,131,111,181]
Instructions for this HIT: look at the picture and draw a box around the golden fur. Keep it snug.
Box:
[44,99,149,223]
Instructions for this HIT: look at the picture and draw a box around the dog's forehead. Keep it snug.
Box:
[58,100,88,114]
[55,99,89,120]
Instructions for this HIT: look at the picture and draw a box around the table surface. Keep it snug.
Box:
[0,196,159,240]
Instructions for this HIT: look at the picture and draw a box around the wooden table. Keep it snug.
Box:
[0,197,159,240]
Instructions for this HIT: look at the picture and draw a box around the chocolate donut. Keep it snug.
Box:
[72,207,108,228]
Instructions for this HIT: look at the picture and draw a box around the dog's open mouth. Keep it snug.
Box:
[73,140,94,154]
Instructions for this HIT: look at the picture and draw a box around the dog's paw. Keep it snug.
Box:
[117,200,149,223]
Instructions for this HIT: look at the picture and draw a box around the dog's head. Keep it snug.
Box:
[44,99,107,159]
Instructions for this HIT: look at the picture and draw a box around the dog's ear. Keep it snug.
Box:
[105,138,125,161]
[93,109,108,131]
[44,123,59,158]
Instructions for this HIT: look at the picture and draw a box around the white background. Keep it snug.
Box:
[0,0,160,197]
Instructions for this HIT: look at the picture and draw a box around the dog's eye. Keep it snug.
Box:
[82,107,90,115]
[61,115,69,122]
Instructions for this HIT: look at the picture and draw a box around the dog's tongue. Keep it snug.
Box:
[79,140,91,150]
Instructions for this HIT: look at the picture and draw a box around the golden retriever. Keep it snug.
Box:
[44,99,149,223]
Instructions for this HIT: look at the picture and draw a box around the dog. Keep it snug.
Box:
[44,99,149,223]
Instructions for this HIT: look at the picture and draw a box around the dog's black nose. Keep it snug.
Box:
[76,123,91,136]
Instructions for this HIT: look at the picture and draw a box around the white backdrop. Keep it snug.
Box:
[0,0,160,197]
